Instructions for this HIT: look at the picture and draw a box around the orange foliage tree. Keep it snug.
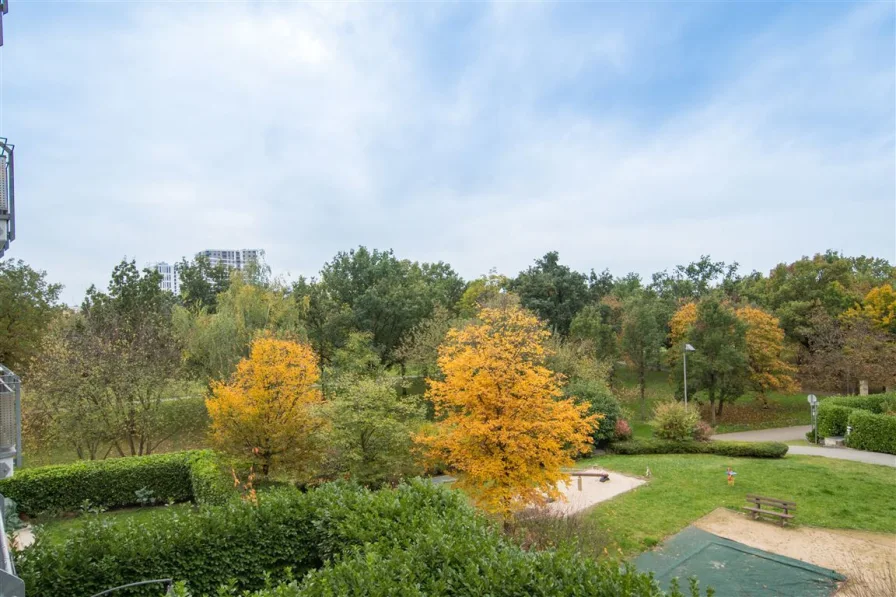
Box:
[736,306,798,400]
[206,337,326,476]
[670,302,797,403]
[417,305,597,521]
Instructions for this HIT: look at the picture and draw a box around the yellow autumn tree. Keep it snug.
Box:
[417,305,597,522]
[207,337,326,476]
[668,302,697,348]
[844,284,896,335]
[736,306,798,400]
[670,302,797,403]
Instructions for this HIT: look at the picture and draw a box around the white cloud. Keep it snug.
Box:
[2,1,893,303]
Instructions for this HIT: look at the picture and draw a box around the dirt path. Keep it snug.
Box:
[693,508,896,596]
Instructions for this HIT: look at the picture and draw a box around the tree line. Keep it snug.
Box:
[0,247,894,466]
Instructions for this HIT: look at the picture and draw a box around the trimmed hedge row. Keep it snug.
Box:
[824,394,896,414]
[816,393,896,454]
[21,481,706,597]
[846,410,896,455]
[817,404,853,438]
[0,450,231,516]
[609,439,788,458]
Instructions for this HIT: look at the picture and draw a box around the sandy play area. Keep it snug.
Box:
[693,508,896,596]
[543,468,646,515]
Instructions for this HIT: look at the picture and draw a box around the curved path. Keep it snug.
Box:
[710,426,810,443]
[712,426,895,468]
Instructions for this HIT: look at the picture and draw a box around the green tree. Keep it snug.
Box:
[292,276,354,367]
[30,261,202,458]
[81,260,192,456]
[620,293,666,420]
[510,251,588,336]
[26,311,113,459]
[650,255,740,303]
[175,273,303,383]
[674,297,749,425]
[741,251,896,347]
[327,376,425,487]
[177,255,232,312]
[394,305,459,378]
[319,247,463,365]
[569,301,622,364]
[0,259,62,372]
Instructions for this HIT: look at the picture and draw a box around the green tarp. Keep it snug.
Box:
[634,527,846,596]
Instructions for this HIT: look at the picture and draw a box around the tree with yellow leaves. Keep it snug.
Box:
[736,306,798,402]
[207,337,326,476]
[669,301,796,417]
[417,305,597,522]
[844,284,896,335]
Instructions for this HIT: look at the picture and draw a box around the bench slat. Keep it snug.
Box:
[743,507,794,519]
[745,495,796,507]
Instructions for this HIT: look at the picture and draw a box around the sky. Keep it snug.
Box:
[2,0,894,304]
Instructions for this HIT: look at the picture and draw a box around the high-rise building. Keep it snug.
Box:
[197,249,263,270]
[150,261,179,294]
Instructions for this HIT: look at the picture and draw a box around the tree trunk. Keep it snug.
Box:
[859,379,869,396]
[716,400,724,418]
[639,359,646,421]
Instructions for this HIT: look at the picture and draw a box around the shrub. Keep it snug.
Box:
[817,404,852,438]
[692,420,715,442]
[609,439,788,458]
[0,450,231,516]
[19,481,707,597]
[653,402,700,442]
[846,410,896,455]
[825,393,896,414]
[568,379,621,444]
[805,430,820,444]
[186,450,233,506]
[614,418,633,441]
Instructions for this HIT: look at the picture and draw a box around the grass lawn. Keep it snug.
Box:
[32,502,195,546]
[614,367,820,434]
[577,453,896,556]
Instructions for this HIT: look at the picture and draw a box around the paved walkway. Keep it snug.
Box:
[712,425,895,467]
[710,425,810,442]
[785,445,895,468]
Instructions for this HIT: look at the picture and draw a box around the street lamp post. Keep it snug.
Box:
[683,344,696,410]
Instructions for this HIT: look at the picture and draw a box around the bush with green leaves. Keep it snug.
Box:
[815,394,896,453]
[609,439,788,458]
[20,481,709,597]
[567,378,621,445]
[653,402,700,442]
[0,450,230,516]
[846,410,896,455]
[817,404,856,438]
[824,393,896,414]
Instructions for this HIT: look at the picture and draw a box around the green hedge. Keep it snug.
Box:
[815,393,896,454]
[0,450,230,516]
[846,410,896,455]
[609,439,788,458]
[824,393,896,414]
[21,481,705,597]
[817,404,853,438]
[186,450,232,506]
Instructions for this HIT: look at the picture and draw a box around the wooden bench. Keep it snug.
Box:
[743,494,796,527]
